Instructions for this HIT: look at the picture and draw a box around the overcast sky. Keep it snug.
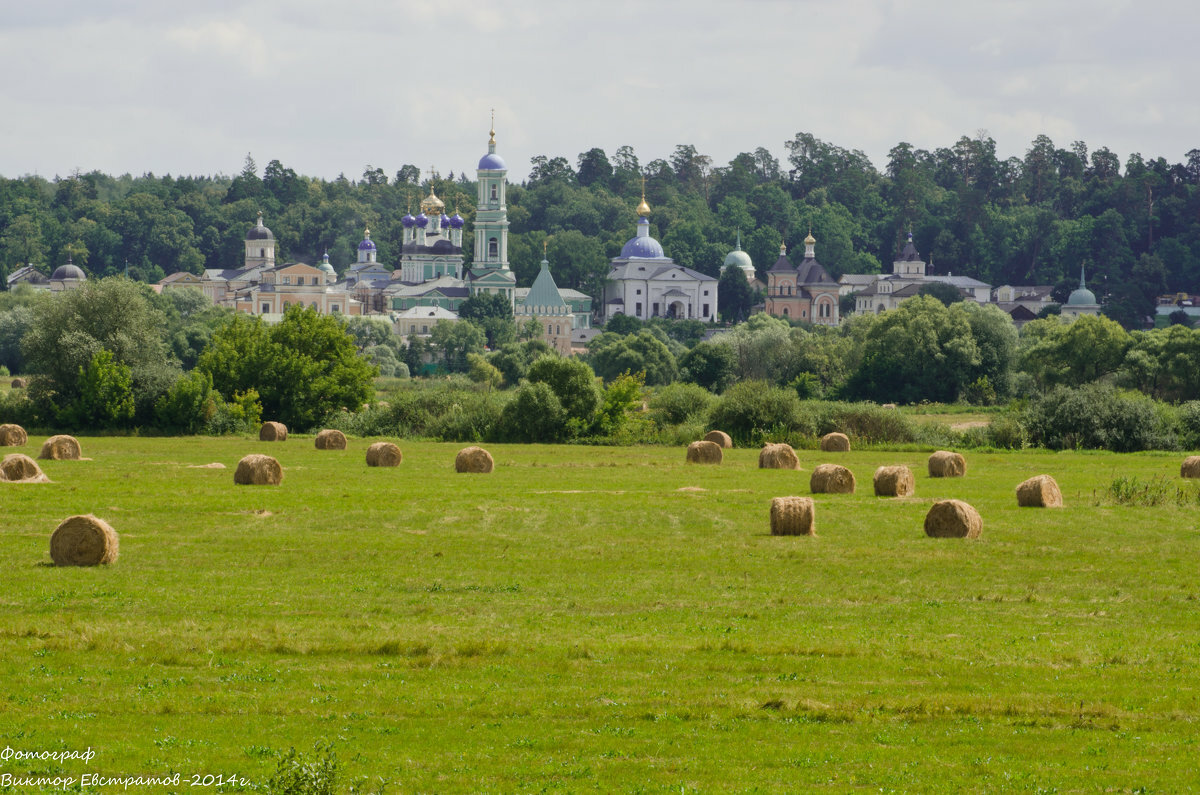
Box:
[2,0,1197,184]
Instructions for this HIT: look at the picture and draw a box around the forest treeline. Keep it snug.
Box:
[2,132,1199,328]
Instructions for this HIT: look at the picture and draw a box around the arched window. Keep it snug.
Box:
[490,184,498,200]
[260,248,265,258]
[546,324,552,334]
[782,307,789,317]
[488,238,498,258]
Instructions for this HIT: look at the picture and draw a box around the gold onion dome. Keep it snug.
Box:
[805,232,816,245]
[420,186,445,215]
[636,195,651,217]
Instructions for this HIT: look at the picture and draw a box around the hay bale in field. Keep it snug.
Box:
[11,378,26,389]
[50,514,119,566]
[455,446,494,473]
[259,421,288,442]
[314,429,347,450]
[234,454,282,486]
[924,499,983,539]
[810,463,856,494]
[0,423,27,446]
[686,440,723,464]
[2,453,48,483]
[882,403,897,410]
[366,441,403,467]
[928,450,966,478]
[1016,474,1062,507]
[1182,456,1200,479]
[770,496,815,536]
[873,465,915,497]
[38,435,81,461]
[703,430,733,449]
[820,432,851,452]
[758,443,800,470]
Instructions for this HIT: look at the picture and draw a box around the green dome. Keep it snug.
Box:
[723,248,752,271]
[1067,286,1097,306]
[1067,265,1097,305]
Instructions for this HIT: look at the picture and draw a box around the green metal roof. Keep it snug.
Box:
[525,259,568,310]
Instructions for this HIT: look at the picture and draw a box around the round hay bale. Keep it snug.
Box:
[2,453,44,482]
[456,446,494,474]
[924,499,983,539]
[928,450,966,478]
[873,465,915,497]
[234,454,283,486]
[810,463,856,494]
[314,429,347,450]
[758,443,800,470]
[38,435,81,461]
[1182,456,1200,479]
[366,441,403,467]
[770,496,815,536]
[703,430,733,449]
[881,403,897,410]
[820,432,851,452]
[686,440,723,465]
[259,421,288,442]
[1016,474,1063,507]
[0,423,27,446]
[11,377,26,389]
[50,514,119,566]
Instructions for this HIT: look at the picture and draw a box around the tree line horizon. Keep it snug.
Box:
[1,130,1197,329]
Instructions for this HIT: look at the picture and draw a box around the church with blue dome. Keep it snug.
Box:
[601,192,718,323]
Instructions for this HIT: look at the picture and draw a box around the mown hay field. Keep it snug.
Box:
[2,436,1199,791]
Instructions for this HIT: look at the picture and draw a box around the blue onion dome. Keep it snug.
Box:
[415,213,429,228]
[478,122,506,170]
[478,152,506,170]
[357,227,376,251]
[401,213,416,228]
[620,230,665,258]
[440,214,451,227]
[448,213,465,229]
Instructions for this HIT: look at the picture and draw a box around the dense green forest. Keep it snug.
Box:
[2,132,1198,328]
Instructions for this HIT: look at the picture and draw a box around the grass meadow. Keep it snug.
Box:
[2,436,1200,792]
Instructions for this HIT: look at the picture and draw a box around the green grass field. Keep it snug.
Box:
[2,436,1199,792]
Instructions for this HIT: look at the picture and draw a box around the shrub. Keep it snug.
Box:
[1176,401,1200,451]
[526,355,601,430]
[155,370,217,434]
[963,375,997,406]
[986,413,1027,449]
[499,381,567,443]
[204,389,262,435]
[61,350,135,430]
[592,371,645,437]
[1025,384,1175,452]
[649,382,714,426]
[0,365,8,377]
[428,391,507,442]
[708,380,813,444]
[807,401,921,444]
[268,742,339,795]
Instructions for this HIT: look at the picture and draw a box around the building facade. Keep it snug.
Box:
[763,234,839,325]
[601,194,718,323]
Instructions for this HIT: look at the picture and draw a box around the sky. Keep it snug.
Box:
[2,0,1198,184]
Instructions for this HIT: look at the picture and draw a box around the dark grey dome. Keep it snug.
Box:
[246,213,274,241]
[51,264,86,281]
